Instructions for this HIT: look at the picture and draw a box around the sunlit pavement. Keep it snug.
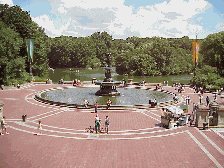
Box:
[0,84,223,168]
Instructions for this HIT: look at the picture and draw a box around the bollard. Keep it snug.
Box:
[22,115,27,122]
[203,122,208,130]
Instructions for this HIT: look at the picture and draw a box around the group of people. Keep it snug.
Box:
[173,94,178,102]
[185,95,191,105]
[199,92,218,106]
[59,79,64,84]
[139,80,146,86]
[84,99,112,110]
[94,114,110,134]
[193,86,204,94]
[163,81,169,86]
[174,83,185,93]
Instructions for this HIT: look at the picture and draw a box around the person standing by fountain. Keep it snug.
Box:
[94,102,98,113]
[84,99,89,108]
[107,99,112,109]
[105,116,110,134]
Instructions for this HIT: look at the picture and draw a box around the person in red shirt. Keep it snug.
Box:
[94,102,98,113]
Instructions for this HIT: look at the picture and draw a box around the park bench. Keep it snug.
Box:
[33,82,47,84]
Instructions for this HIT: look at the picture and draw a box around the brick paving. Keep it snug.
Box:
[0,84,223,167]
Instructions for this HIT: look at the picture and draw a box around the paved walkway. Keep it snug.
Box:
[0,84,223,168]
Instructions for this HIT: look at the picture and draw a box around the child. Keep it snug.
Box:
[38,121,42,135]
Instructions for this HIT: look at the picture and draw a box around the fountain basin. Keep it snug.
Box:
[39,87,175,106]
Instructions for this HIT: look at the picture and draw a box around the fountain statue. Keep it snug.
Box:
[95,44,121,96]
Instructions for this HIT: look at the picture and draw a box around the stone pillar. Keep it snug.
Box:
[196,104,210,128]
[92,78,96,84]
[209,101,219,126]
[217,105,224,126]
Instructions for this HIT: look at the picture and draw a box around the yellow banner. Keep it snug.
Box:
[192,41,200,63]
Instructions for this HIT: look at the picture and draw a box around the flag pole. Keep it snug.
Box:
[30,58,32,76]
[193,35,197,79]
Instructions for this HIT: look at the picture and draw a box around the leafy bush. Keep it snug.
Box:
[4,57,31,85]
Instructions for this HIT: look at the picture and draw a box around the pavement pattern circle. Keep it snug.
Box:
[0,84,223,168]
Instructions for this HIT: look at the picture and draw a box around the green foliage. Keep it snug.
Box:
[0,4,34,38]
[214,78,224,88]
[191,31,224,90]
[0,20,23,84]
[1,3,223,87]
[192,65,223,89]
[4,57,31,85]
[200,31,224,76]
[33,76,48,82]
[0,4,50,84]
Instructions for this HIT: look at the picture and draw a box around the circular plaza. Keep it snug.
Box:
[0,83,223,167]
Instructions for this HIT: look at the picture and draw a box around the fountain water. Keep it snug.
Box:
[95,52,121,96]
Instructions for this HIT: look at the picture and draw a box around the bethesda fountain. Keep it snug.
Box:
[39,41,175,105]
[95,52,121,96]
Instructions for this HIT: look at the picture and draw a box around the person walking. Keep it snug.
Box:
[187,95,190,105]
[38,121,42,135]
[1,116,9,135]
[214,93,217,101]
[94,102,98,113]
[206,96,210,106]
[185,96,188,105]
[199,94,203,104]
[105,116,110,134]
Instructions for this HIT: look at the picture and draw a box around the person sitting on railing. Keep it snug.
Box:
[106,99,112,109]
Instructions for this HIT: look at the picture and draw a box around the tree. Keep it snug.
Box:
[200,31,224,76]
[91,31,113,66]
[0,20,23,84]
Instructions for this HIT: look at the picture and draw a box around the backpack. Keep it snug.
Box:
[206,97,210,101]
[95,121,100,127]
[1,119,5,125]
[106,119,110,125]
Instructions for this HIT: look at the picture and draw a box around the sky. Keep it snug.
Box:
[1,0,224,39]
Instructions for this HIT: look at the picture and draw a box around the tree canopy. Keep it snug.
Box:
[0,3,223,89]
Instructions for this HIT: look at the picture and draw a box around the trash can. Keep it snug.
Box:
[179,119,185,126]
[203,122,208,130]
[92,78,96,84]
[22,115,27,122]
